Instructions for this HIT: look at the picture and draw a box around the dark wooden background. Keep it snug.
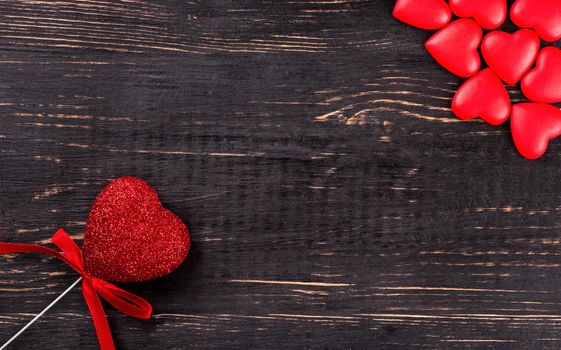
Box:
[1,0,561,349]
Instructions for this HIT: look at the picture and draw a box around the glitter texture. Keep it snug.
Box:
[82,176,190,282]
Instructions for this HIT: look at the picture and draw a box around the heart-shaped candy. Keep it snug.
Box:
[425,19,482,78]
[452,69,510,126]
[82,176,190,282]
[481,29,540,86]
[393,0,451,30]
[521,47,561,103]
[511,103,561,160]
[511,0,561,42]
[449,0,506,30]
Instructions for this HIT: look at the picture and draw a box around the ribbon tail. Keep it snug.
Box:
[0,241,63,258]
[82,277,116,350]
[0,229,83,273]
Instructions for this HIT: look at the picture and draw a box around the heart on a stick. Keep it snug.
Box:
[82,176,190,282]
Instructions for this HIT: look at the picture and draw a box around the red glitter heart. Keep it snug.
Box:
[82,177,190,282]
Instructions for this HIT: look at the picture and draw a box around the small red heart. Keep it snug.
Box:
[452,69,510,126]
[511,0,561,42]
[481,29,540,86]
[393,0,451,30]
[449,0,506,30]
[82,177,190,282]
[425,19,482,78]
[521,47,561,104]
[511,103,561,160]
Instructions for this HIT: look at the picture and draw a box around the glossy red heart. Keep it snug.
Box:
[82,176,190,282]
[452,69,510,126]
[449,0,506,30]
[393,0,451,30]
[511,103,561,160]
[481,29,540,85]
[511,0,561,42]
[521,47,561,103]
[425,19,482,78]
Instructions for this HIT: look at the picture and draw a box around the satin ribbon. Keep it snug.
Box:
[0,229,152,350]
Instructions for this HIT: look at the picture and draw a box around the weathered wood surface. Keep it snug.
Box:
[1,0,561,349]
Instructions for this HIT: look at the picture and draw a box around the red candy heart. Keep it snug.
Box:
[452,69,510,126]
[511,0,561,42]
[82,177,190,282]
[393,0,451,30]
[449,0,507,30]
[425,19,482,78]
[521,47,561,103]
[511,103,561,160]
[481,29,540,86]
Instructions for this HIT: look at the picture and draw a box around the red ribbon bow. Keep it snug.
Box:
[0,229,152,350]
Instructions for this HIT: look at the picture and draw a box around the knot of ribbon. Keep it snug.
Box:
[0,229,152,350]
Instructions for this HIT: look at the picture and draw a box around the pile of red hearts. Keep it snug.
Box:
[393,0,561,160]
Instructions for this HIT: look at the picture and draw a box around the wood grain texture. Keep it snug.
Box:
[1,0,561,349]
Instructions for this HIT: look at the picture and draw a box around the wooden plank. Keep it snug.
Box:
[1,0,561,349]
